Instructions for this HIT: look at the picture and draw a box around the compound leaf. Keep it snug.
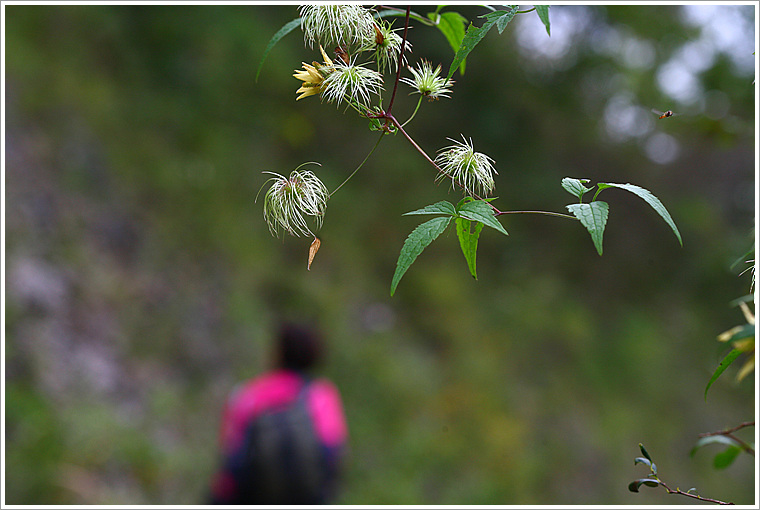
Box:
[596,182,682,246]
[404,201,457,216]
[391,216,451,296]
[567,201,609,255]
[458,200,508,236]
[429,10,468,75]
[456,217,483,279]
[561,177,594,200]
[446,6,517,83]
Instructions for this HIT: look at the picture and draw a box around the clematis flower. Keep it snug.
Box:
[293,45,334,101]
[260,165,329,238]
[434,135,497,197]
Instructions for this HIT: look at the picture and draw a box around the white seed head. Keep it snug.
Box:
[321,58,384,108]
[300,5,375,50]
[261,166,328,237]
[364,20,412,73]
[400,60,453,99]
[434,135,497,196]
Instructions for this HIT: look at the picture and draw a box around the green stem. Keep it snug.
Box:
[330,132,386,197]
[401,96,423,128]
[516,7,536,14]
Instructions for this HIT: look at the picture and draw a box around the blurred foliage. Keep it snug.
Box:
[4,4,756,505]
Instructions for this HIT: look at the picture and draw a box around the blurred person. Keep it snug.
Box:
[209,322,348,504]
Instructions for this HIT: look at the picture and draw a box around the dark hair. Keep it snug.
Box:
[276,322,324,372]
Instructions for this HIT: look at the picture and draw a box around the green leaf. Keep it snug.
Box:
[561,177,593,200]
[691,435,741,457]
[704,348,742,400]
[456,218,483,279]
[458,200,508,236]
[628,478,661,492]
[566,201,609,255]
[495,7,518,34]
[391,217,452,296]
[446,6,517,83]
[403,201,456,216]
[429,11,468,75]
[713,445,742,469]
[633,457,651,468]
[639,443,652,462]
[535,5,551,36]
[596,182,682,246]
[256,18,302,82]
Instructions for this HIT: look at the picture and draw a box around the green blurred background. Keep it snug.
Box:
[4,3,756,505]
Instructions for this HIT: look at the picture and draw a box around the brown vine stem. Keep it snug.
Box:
[384,5,410,118]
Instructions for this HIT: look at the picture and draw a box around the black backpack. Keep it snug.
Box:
[235,380,331,504]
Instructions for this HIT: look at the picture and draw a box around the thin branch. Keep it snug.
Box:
[330,131,386,197]
[698,421,755,456]
[698,421,755,437]
[658,481,734,505]
[385,6,410,117]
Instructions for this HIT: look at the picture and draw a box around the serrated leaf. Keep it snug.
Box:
[456,218,483,280]
[458,200,508,236]
[714,445,742,469]
[495,6,518,34]
[256,18,302,82]
[704,348,741,400]
[446,6,517,83]
[567,201,609,255]
[429,11,468,75]
[403,201,456,216]
[561,177,594,199]
[596,182,682,246]
[391,217,452,296]
[535,5,551,36]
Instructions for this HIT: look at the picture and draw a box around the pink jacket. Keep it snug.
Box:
[211,369,348,502]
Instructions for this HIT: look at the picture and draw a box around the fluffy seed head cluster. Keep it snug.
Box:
[321,58,384,108]
[300,4,375,50]
[401,60,454,100]
[434,136,497,196]
[261,166,329,237]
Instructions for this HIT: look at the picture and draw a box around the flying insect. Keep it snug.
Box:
[652,109,680,119]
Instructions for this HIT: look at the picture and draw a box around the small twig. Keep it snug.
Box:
[658,481,734,505]
[698,421,755,456]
